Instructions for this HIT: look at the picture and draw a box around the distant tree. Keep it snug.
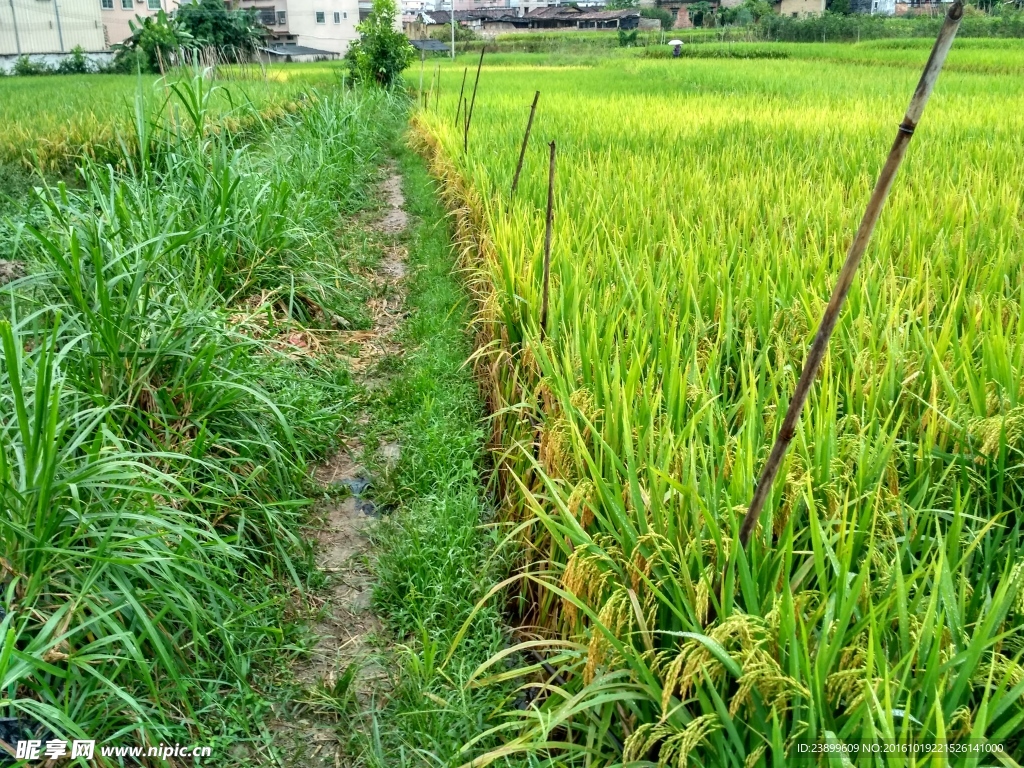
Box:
[716,0,770,23]
[827,0,852,14]
[640,7,674,29]
[720,0,773,23]
[429,23,477,42]
[175,0,265,61]
[746,0,774,20]
[345,0,414,88]
[115,11,193,73]
[606,0,637,9]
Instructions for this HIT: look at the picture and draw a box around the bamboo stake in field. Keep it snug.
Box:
[511,91,541,198]
[737,0,967,551]
[540,141,556,338]
[464,48,485,153]
[419,49,426,108]
[454,67,468,127]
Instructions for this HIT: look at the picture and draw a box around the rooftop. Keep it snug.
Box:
[260,44,339,56]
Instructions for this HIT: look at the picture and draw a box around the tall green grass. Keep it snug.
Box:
[0,77,403,759]
[415,45,1024,766]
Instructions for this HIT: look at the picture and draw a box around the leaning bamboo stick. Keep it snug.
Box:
[737,0,967,551]
[540,141,556,338]
[454,67,467,127]
[511,91,541,199]
[464,47,485,153]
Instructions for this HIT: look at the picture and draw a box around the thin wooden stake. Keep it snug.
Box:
[419,49,425,107]
[454,67,467,127]
[540,141,556,338]
[464,47,485,153]
[511,91,541,199]
[737,0,966,552]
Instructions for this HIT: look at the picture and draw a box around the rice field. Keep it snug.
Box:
[415,41,1024,765]
[0,63,344,171]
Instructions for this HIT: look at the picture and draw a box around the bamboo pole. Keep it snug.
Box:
[540,141,556,338]
[737,0,967,552]
[419,49,426,108]
[511,91,541,199]
[454,67,467,127]
[463,47,485,153]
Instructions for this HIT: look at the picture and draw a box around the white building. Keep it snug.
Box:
[235,0,360,56]
[0,0,107,56]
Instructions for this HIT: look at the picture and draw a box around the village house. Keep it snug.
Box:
[850,0,947,13]
[408,4,640,35]
[772,0,824,17]
[655,0,738,29]
[574,8,644,29]
[1,0,360,72]
[233,0,360,58]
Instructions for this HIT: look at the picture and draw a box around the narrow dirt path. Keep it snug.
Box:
[272,168,409,767]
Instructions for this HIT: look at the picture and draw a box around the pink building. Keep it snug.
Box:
[99,0,179,46]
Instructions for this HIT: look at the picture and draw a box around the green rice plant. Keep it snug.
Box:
[0,64,343,172]
[415,44,1024,766]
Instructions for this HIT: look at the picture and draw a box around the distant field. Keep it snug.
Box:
[0,63,344,171]
[452,36,1024,75]
[783,36,1024,74]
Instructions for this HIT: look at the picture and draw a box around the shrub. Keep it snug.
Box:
[430,23,477,42]
[345,0,414,88]
[107,47,152,74]
[56,46,92,75]
[12,56,52,76]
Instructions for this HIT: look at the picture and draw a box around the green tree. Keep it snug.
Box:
[640,7,674,30]
[345,0,414,88]
[429,23,476,42]
[827,0,852,15]
[115,11,193,73]
[175,0,265,61]
[719,0,773,24]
